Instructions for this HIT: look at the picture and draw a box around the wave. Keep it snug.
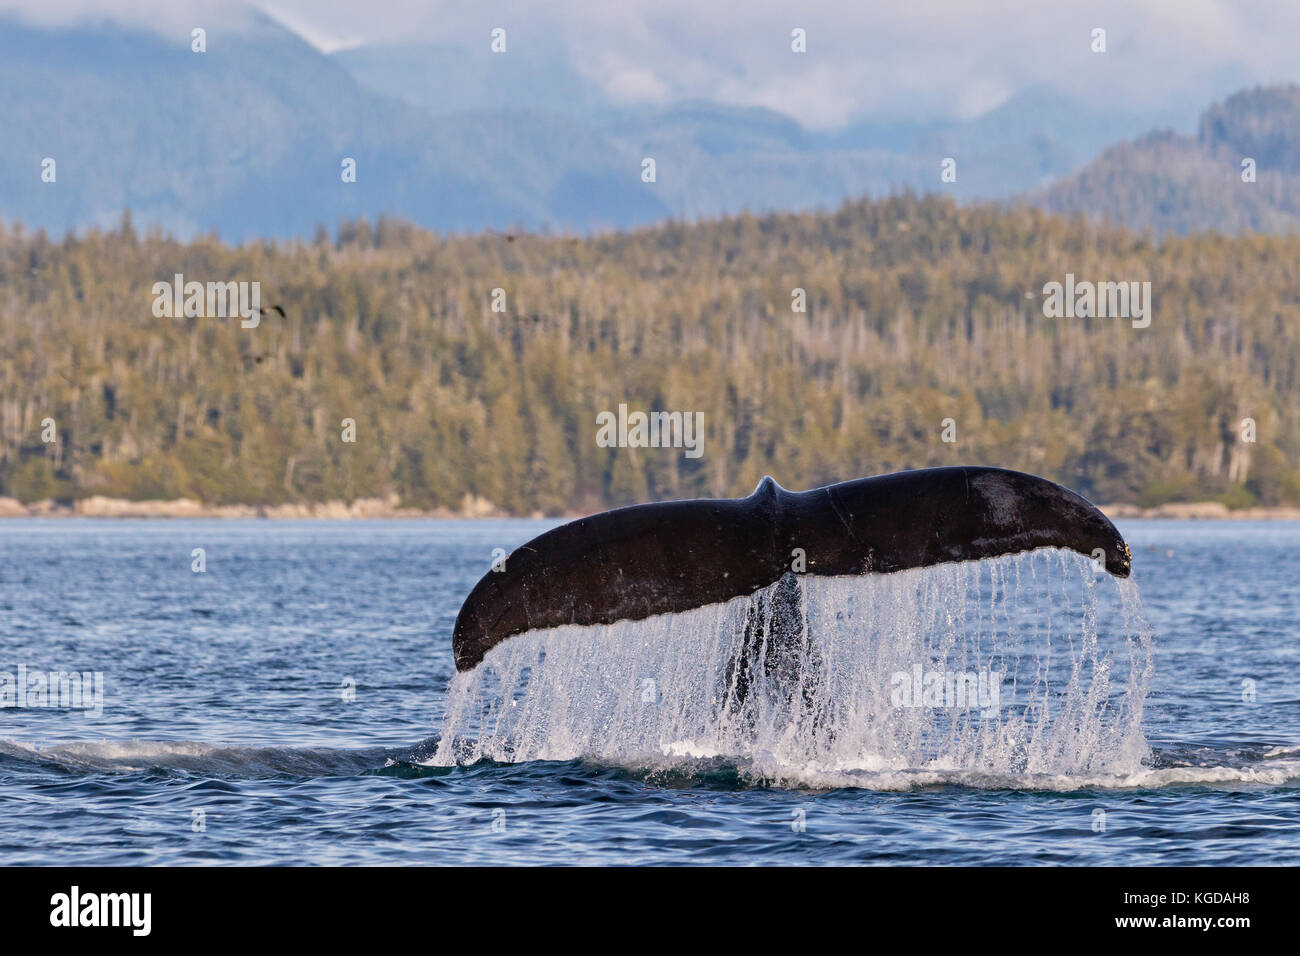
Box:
[0,738,396,777]
[646,748,1300,791]
[3,735,1298,791]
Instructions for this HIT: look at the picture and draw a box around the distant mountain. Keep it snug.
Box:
[334,40,1188,206]
[0,12,1196,239]
[1028,86,1300,235]
[331,40,617,119]
[0,13,670,239]
[0,13,415,239]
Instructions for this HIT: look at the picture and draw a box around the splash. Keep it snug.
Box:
[431,549,1155,785]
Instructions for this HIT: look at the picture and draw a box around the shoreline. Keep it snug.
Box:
[1099,502,1300,520]
[2,494,1299,521]
[0,494,531,520]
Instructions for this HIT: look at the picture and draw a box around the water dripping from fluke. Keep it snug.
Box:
[432,549,1156,790]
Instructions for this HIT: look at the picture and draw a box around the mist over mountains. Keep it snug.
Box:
[0,10,1296,239]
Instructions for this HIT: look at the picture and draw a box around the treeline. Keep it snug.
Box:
[1,194,1298,513]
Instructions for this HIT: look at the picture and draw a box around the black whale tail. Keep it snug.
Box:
[452,466,1131,671]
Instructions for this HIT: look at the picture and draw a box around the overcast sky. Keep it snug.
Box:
[1,0,1296,127]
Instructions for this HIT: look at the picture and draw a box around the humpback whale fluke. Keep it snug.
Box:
[452,466,1131,672]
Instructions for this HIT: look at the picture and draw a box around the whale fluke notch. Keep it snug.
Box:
[452,466,1132,671]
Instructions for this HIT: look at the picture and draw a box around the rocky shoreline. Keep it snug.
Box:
[1099,502,1300,520]
[0,493,525,520]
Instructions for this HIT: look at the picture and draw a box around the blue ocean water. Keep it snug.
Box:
[0,518,1297,865]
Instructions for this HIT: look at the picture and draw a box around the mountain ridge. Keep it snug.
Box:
[0,12,1227,240]
[1030,85,1300,236]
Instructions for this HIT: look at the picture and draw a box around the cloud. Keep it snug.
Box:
[0,0,258,34]
[256,0,1300,126]
[589,53,672,106]
[2,0,1298,127]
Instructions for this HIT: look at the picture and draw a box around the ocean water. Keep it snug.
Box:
[0,518,1297,865]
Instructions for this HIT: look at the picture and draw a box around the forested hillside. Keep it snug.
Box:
[2,194,1298,513]
[1033,86,1300,235]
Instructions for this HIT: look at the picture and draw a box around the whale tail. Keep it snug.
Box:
[722,570,823,718]
[452,466,1131,672]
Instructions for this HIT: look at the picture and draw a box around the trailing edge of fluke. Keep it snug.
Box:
[451,466,1132,671]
